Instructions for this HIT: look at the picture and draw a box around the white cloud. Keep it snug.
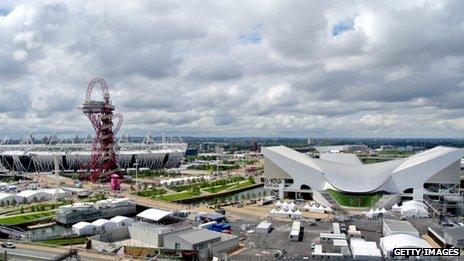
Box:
[0,0,463,138]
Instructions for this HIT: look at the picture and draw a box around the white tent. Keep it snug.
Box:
[275,201,282,207]
[288,201,296,211]
[366,209,375,218]
[270,208,277,216]
[400,205,428,218]
[0,192,24,205]
[72,221,97,236]
[315,205,325,213]
[291,209,302,218]
[281,202,289,211]
[391,203,401,212]
[380,207,388,214]
[276,209,287,215]
[303,204,310,210]
[92,219,117,232]
[309,205,319,212]
[110,216,134,227]
[17,190,53,202]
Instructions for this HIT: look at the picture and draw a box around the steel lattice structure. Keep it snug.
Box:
[0,135,186,173]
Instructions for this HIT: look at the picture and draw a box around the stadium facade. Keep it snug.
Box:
[0,138,187,173]
[263,146,463,210]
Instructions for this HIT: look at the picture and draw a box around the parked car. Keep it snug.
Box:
[1,242,16,248]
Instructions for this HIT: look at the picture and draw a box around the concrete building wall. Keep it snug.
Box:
[92,227,130,243]
[210,236,239,258]
[128,224,160,247]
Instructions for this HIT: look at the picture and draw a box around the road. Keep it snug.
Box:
[0,244,114,261]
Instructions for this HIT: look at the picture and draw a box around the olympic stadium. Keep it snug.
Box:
[0,136,187,173]
[263,146,464,213]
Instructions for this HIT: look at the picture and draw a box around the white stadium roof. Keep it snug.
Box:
[263,145,463,194]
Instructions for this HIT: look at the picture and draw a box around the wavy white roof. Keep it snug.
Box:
[263,145,463,193]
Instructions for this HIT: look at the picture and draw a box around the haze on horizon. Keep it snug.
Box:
[1,0,464,139]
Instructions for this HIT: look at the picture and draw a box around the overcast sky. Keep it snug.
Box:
[1,0,464,138]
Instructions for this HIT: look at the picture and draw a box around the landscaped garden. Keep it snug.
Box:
[127,169,181,179]
[328,189,382,208]
[0,210,55,225]
[134,176,257,202]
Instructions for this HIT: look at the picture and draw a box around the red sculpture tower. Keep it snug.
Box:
[79,77,123,190]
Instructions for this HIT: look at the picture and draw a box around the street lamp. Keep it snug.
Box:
[134,161,140,190]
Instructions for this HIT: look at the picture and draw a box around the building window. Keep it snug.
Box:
[403,188,413,194]
[300,184,311,190]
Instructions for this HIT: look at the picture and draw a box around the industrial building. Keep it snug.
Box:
[263,146,463,213]
[88,208,239,260]
[382,219,419,238]
[55,198,136,224]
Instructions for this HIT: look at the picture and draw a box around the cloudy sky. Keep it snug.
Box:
[1,0,464,138]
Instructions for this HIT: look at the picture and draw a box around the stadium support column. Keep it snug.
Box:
[279,180,285,199]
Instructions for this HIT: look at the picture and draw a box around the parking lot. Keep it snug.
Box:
[230,219,336,260]
[228,215,443,260]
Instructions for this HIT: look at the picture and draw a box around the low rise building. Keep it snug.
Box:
[350,238,382,260]
[72,221,97,236]
[256,221,272,233]
[443,227,464,248]
[383,219,419,237]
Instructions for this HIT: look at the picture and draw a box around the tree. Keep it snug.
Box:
[22,198,27,204]
[248,176,255,184]
[0,201,4,208]
[32,196,38,203]
[11,198,17,205]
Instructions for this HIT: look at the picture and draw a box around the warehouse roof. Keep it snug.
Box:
[383,219,419,234]
[137,208,172,222]
[178,229,221,244]
[110,215,133,223]
[444,227,464,241]
[92,219,114,227]
[72,221,95,230]
[350,239,382,257]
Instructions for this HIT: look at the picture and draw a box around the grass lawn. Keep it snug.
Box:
[0,210,55,225]
[37,236,88,246]
[204,183,236,193]
[328,189,382,208]
[157,190,201,201]
[227,180,254,191]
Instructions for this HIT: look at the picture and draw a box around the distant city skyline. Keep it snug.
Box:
[1,1,464,138]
